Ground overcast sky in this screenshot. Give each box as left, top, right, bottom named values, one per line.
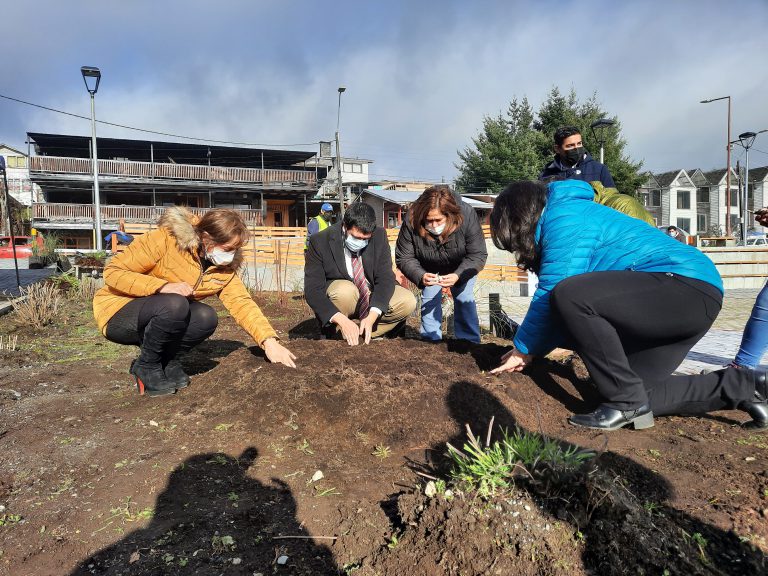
left=1, top=0, right=766, bottom=183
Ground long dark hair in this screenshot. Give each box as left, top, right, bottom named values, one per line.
left=490, top=181, right=548, bottom=272
left=408, top=185, right=463, bottom=241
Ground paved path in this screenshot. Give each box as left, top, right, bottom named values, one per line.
left=0, top=268, right=56, bottom=298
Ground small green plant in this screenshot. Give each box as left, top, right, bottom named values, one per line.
left=214, top=423, right=234, bottom=432
left=109, top=497, right=153, bottom=523
left=372, top=444, right=392, bottom=459
left=227, top=492, right=239, bottom=502
left=296, top=439, right=314, bottom=455
left=681, top=529, right=708, bottom=562
left=0, top=514, right=22, bottom=527
left=434, top=479, right=447, bottom=494
left=647, top=449, right=662, bottom=458
left=387, top=533, right=400, bottom=549
left=211, top=534, right=236, bottom=552
left=447, top=422, right=594, bottom=497
left=643, top=501, right=661, bottom=515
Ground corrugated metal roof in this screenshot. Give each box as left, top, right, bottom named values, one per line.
left=362, top=189, right=490, bottom=208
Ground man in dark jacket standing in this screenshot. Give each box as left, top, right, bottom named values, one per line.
left=539, top=126, right=615, bottom=188
left=305, top=202, right=416, bottom=345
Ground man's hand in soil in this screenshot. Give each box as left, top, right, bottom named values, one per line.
left=438, top=273, right=459, bottom=288
left=359, top=310, right=381, bottom=345
left=159, top=282, right=194, bottom=297
left=262, top=337, right=297, bottom=368
left=490, top=348, right=532, bottom=374
left=331, top=312, right=361, bottom=346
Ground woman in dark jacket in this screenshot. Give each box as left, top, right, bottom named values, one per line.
left=395, top=185, right=487, bottom=342
left=489, top=179, right=766, bottom=431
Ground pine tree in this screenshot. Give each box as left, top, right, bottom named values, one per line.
left=455, top=88, right=643, bottom=195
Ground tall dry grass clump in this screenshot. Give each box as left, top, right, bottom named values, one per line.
left=75, top=276, right=101, bottom=302
left=13, top=282, right=64, bottom=329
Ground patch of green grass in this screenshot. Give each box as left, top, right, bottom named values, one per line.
left=737, top=435, right=768, bottom=449
left=447, top=423, right=594, bottom=497
left=214, top=423, right=234, bottom=432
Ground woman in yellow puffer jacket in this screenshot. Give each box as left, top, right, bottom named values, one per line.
left=93, top=207, right=296, bottom=396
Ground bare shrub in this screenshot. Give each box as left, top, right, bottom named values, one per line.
left=13, top=282, right=64, bottom=329
left=75, top=276, right=102, bottom=302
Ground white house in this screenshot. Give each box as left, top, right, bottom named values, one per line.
left=0, top=144, right=41, bottom=206
left=638, top=169, right=698, bottom=234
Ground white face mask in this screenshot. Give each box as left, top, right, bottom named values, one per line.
left=206, top=246, right=236, bottom=266
left=427, top=223, right=446, bottom=236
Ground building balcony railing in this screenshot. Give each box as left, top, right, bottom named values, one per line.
left=32, top=203, right=264, bottom=226
left=29, top=156, right=316, bottom=188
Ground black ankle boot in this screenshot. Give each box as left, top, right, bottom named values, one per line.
left=569, top=403, right=654, bottom=431
left=130, top=359, right=176, bottom=397
left=163, top=358, right=190, bottom=389
left=738, top=370, right=767, bottom=429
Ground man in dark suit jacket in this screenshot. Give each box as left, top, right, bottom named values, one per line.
left=305, top=202, right=417, bottom=345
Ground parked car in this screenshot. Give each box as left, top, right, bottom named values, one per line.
left=738, top=236, right=768, bottom=247
left=0, top=235, right=43, bottom=258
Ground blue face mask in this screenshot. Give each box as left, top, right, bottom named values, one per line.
left=344, top=232, right=369, bottom=253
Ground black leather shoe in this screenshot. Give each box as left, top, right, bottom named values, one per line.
left=163, top=358, right=191, bottom=389
left=739, top=393, right=768, bottom=430
left=568, top=404, right=654, bottom=431
left=130, top=359, right=176, bottom=397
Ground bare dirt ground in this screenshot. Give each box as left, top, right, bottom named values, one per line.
left=0, top=291, right=766, bottom=575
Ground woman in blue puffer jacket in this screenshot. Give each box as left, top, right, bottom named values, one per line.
left=489, top=179, right=767, bottom=431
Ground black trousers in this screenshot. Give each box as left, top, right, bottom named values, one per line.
left=549, top=271, right=755, bottom=415
left=105, top=294, right=218, bottom=365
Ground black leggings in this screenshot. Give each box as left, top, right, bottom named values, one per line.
left=105, top=294, right=218, bottom=364
left=550, top=271, right=755, bottom=415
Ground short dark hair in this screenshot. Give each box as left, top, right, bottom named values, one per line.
left=490, top=180, right=548, bottom=272
left=553, top=126, right=581, bottom=146
left=343, top=202, right=377, bottom=234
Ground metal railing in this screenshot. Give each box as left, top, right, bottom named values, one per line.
left=30, top=156, right=316, bottom=186
left=32, top=203, right=265, bottom=225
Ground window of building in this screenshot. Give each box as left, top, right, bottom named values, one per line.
left=697, top=214, right=707, bottom=232
left=676, top=218, right=691, bottom=233
left=748, top=183, right=754, bottom=201
left=343, top=162, right=363, bottom=173
left=650, top=189, right=661, bottom=207
left=676, top=190, right=690, bottom=209
left=727, top=188, right=738, bottom=207
left=7, top=156, right=27, bottom=168
left=697, top=187, right=709, bottom=203
left=386, top=212, right=400, bottom=228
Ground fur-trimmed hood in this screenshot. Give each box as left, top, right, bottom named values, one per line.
left=157, top=206, right=244, bottom=271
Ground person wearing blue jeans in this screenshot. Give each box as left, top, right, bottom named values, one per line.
left=420, top=275, right=480, bottom=342
left=734, top=284, right=768, bottom=369
left=395, top=185, right=488, bottom=343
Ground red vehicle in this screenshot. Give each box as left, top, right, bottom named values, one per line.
left=0, top=235, right=44, bottom=258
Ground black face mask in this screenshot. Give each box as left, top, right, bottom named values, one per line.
left=563, top=146, right=585, bottom=167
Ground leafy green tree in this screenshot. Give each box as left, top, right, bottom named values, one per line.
left=455, top=88, right=644, bottom=195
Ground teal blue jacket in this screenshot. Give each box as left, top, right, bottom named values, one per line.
left=513, top=180, right=723, bottom=355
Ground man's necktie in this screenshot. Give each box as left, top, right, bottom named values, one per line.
left=351, top=254, right=371, bottom=319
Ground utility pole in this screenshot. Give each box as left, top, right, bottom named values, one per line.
left=336, top=87, right=346, bottom=219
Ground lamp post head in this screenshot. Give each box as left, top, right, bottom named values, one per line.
left=589, top=118, right=615, bottom=145
left=338, top=86, right=346, bottom=94
left=739, top=131, right=757, bottom=149
left=81, top=66, right=101, bottom=95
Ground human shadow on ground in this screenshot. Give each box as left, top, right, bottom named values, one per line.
left=69, top=448, right=339, bottom=575
left=183, top=339, right=245, bottom=375
left=423, top=381, right=766, bottom=575
left=288, top=318, right=322, bottom=339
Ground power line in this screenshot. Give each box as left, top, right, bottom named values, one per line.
left=0, top=92, right=318, bottom=148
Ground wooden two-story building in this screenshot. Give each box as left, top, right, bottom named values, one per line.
left=28, top=133, right=319, bottom=249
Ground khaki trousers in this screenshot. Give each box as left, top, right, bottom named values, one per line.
left=327, top=280, right=416, bottom=338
